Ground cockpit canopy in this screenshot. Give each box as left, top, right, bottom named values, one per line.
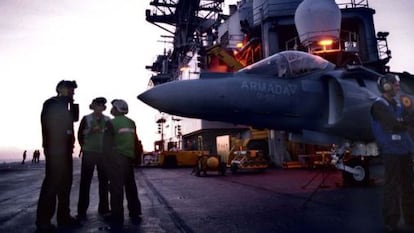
left=238, top=50, right=335, bottom=78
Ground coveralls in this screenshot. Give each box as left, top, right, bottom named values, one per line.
left=371, top=97, right=414, bottom=227
left=36, top=96, right=77, bottom=226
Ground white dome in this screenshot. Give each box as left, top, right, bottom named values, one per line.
left=295, top=0, right=341, bottom=45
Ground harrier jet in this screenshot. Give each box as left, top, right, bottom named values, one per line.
left=139, top=50, right=414, bottom=184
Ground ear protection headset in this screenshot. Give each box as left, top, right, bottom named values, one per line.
left=377, top=74, right=399, bottom=93
left=89, top=103, right=107, bottom=110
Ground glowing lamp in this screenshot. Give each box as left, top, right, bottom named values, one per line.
left=236, top=42, right=243, bottom=48
left=318, top=39, right=333, bottom=46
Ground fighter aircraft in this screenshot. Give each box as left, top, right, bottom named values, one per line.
left=138, top=50, right=414, bottom=184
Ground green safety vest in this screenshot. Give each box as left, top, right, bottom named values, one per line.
left=111, top=115, right=136, bottom=158
left=82, top=114, right=110, bottom=153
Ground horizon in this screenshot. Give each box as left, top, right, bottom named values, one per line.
left=0, top=149, right=39, bottom=163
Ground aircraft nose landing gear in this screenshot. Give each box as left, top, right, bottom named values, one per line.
left=330, top=142, right=375, bottom=186
left=334, top=157, right=370, bottom=186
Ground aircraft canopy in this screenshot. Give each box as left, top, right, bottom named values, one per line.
left=239, top=50, right=335, bottom=78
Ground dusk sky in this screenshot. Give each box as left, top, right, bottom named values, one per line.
left=0, top=0, right=413, bottom=162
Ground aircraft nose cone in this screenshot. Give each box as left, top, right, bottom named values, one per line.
left=137, top=85, right=167, bottom=110
left=137, top=79, right=230, bottom=118
left=138, top=81, right=199, bottom=115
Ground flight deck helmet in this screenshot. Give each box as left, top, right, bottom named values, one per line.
left=89, top=97, right=107, bottom=110
left=111, top=99, right=128, bottom=114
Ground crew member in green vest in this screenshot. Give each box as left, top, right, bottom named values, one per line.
left=103, top=99, right=142, bottom=229
left=77, top=97, right=111, bottom=220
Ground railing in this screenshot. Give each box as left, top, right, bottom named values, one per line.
left=285, top=30, right=360, bottom=54
left=337, top=0, right=369, bottom=9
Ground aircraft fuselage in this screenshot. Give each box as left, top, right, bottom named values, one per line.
left=138, top=51, right=414, bottom=145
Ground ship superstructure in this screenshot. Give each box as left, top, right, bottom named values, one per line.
left=144, top=0, right=398, bottom=165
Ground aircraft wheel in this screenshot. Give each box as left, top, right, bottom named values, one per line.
left=194, top=164, right=201, bottom=177
left=143, top=155, right=152, bottom=166
left=342, top=158, right=370, bottom=186
left=231, top=164, right=238, bottom=174
left=163, top=155, right=177, bottom=168
left=219, top=163, right=226, bottom=176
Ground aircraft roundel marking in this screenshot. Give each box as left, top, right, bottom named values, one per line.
left=400, top=95, right=413, bottom=109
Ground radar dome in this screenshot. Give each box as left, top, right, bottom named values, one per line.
left=295, top=0, right=341, bottom=46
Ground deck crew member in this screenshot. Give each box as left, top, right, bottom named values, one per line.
left=371, top=74, right=414, bottom=233
left=103, top=99, right=142, bottom=228
left=77, top=97, right=111, bottom=219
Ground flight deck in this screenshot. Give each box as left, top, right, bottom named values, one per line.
left=1, top=158, right=413, bottom=233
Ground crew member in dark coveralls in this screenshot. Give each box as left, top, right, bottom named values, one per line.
left=77, top=97, right=110, bottom=220
left=371, top=74, right=414, bottom=233
left=103, top=99, right=142, bottom=229
left=36, top=80, right=80, bottom=232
